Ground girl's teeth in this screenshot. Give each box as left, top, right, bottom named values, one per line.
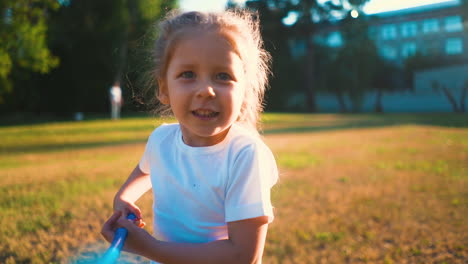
left=193, top=110, right=218, bottom=117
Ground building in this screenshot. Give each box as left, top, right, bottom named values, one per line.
left=368, top=0, right=467, bottom=65
left=305, top=0, right=468, bottom=112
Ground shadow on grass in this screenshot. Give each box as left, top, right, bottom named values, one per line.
left=263, top=113, right=468, bottom=135
left=1, top=139, right=147, bottom=155
left=0, top=112, right=152, bottom=127
left=2, top=114, right=466, bottom=155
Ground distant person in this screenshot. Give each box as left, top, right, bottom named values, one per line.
left=109, top=82, right=122, bottom=120
left=101, top=10, right=278, bottom=264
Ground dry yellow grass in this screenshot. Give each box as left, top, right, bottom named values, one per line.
left=0, top=114, right=466, bottom=263
left=263, top=125, right=466, bottom=264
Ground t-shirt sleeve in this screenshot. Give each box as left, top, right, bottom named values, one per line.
left=225, top=143, right=278, bottom=223
left=138, top=136, right=152, bottom=174
left=139, top=123, right=173, bottom=174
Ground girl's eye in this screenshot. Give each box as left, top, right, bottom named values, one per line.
left=180, top=71, right=195, bottom=79
left=216, top=72, right=232, bottom=81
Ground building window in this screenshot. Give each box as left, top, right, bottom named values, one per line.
left=423, top=19, right=439, bottom=34
left=401, top=42, right=417, bottom=58
left=381, top=24, right=397, bottom=40
left=446, top=38, right=463, bottom=54
left=444, top=16, right=463, bottom=32
left=401, top=22, right=417, bottom=38
left=380, top=46, right=398, bottom=59
left=327, top=31, right=343, bottom=47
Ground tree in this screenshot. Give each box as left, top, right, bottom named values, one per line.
left=291, top=0, right=372, bottom=112
left=0, top=0, right=176, bottom=115
left=327, top=10, right=379, bottom=112
left=34, top=0, right=174, bottom=114
left=316, top=44, right=347, bottom=112
left=245, top=0, right=372, bottom=112
left=0, top=0, right=59, bottom=103
left=241, top=1, right=303, bottom=111
left=289, top=0, right=336, bottom=112
left=431, top=80, right=467, bottom=113
left=371, top=58, right=399, bottom=113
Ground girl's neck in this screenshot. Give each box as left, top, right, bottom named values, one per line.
left=180, top=125, right=232, bottom=147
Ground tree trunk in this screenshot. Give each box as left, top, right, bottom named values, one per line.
left=459, top=86, right=467, bottom=113
left=441, top=86, right=460, bottom=112
left=374, top=88, right=383, bottom=113
left=336, top=89, right=347, bottom=113
left=304, top=38, right=318, bottom=112
left=115, top=40, right=128, bottom=84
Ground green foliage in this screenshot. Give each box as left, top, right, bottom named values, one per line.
left=0, top=0, right=59, bottom=102
left=0, top=0, right=176, bottom=114
left=0, top=49, right=12, bottom=77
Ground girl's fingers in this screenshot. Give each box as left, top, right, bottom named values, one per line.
left=113, top=202, right=145, bottom=228
left=123, top=208, right=143, bottom=224
left=105, top=210, right=122, bottom=229
left=134, top=218, right=146, bottom=228
left=101, top=211, right=122, bottom=242
left=118, top=202, right=143, bottom=221
left=115, top=215, right=146, bottom=232
left=128, top=204, right=143, bottom=220
left=117, top=215, right=136, bottom=230
left=134, top=207, right=143, bottom=220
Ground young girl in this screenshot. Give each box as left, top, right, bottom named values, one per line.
left=101, top=10, right=278, bottom=264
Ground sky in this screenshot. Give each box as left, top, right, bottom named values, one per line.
left=179, top=0, right=455, bottom=14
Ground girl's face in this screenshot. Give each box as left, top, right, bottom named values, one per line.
left=159, top=30, right=246, bottom=147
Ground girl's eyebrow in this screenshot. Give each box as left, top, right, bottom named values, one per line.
left=174, top=62, right=237, bottom=72
left=174, top=63, right=197, bottom=69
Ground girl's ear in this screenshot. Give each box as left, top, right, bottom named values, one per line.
left=157, top=79, right=170, bottom=105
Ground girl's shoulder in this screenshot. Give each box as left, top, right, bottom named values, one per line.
left=228, top=124, right=273, bottom=156
left=228, top=125, right=278, bottom=180
left=147, top=122, right=179, bottom=143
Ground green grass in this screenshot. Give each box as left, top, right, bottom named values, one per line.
left=0, top=113, right=467, bottom=263
left=0, top=118, right=167, bottom=155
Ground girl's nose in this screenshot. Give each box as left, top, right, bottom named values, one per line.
left=196, top=83, right=216, bottom=98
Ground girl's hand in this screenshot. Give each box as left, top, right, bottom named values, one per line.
left=101, top=211, right=122, bottom=244
left=101, top=211, right=154, bottom=255
left=113, top=197, right=146, bottom=228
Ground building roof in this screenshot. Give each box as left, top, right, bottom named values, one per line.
left=369, top=0, right=461, bottom=18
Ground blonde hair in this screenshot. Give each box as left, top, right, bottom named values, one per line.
left=150, top=9, right=271, bottom=133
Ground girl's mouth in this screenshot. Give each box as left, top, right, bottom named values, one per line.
left=192, top=109, right=220, bottom=119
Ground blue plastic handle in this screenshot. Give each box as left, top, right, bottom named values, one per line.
left=99, top=212, right=138, bottom=264
left=109, top=213, right=137, bottom=251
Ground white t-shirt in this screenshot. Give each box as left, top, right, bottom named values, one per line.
left=139, top=123, right=278, bottom=250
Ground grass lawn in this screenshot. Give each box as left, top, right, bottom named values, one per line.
left=0, top=113, right=466, bottom=263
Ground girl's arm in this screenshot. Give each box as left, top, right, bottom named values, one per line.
left=102, top=213, right=269, bottom=264
left=113, top=165, right=151, bottom=220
